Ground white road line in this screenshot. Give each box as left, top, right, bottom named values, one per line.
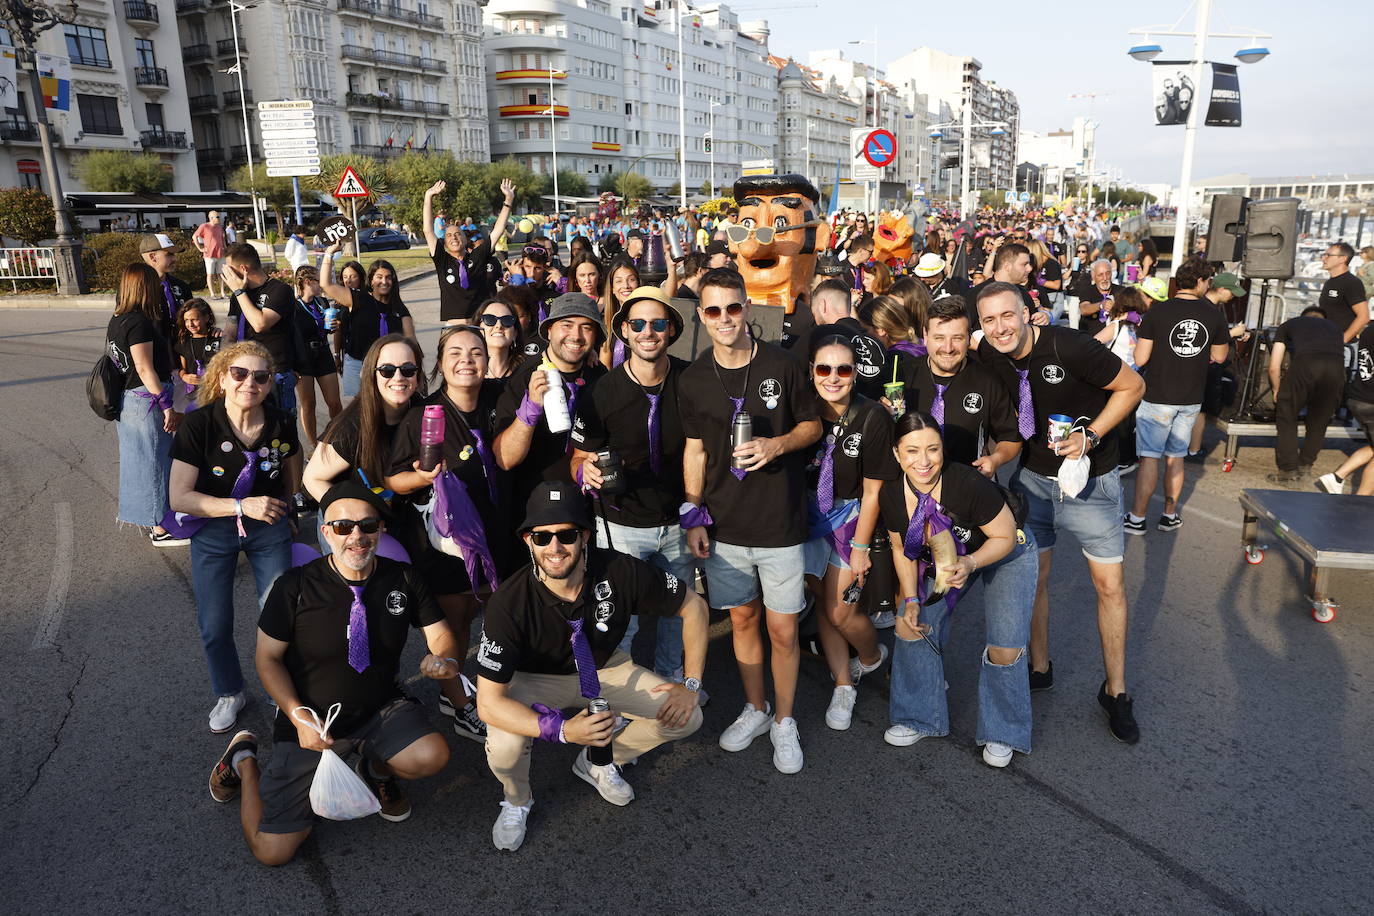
left=31, top=502, right=74, bottom=650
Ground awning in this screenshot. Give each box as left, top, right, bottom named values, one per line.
left=64, top=191, right=257, bottom=215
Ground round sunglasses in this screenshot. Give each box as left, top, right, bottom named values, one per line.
left=701, top=302, right=744, bottom=320
left=479, top=313, right=517, bottom=328
left=376, top=363, right=419, bottom=379
left=627, top=317, right=670, bottom=333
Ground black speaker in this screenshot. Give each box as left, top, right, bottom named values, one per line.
left=1206, top=194, right=1249, bottom=261
left=1242, top=197, right=1301, bottom=280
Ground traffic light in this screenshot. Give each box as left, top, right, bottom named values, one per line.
left=704, top=137, right=712, bottom=153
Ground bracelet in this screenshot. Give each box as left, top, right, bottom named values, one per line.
left=903, top=596, right=921, bottom=606
left=233, top=498, right=247, bottom=538
left=849, top=540, right=870, bottom=550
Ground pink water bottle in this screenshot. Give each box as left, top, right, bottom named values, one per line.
left=419, top=405, right=445, bottom=472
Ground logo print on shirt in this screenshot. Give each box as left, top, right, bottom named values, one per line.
left=664, top=572, right=681, bottom=593
left=107, top=341, right=129, bottom=373
left=842, top=433, right=862, bottom=458
left=1041, top=364, right=1066, bottom=385
left=952, top=524, right=972, bottom=542
left=758, top=378, right=781, bottom=410
left=963, top=393, right=983, bottom=413
left=477, top=631, right=504, bottom=671
left=595, top=600, right=614, bottom=631
left=593, top=579, right=612, bottom=601
left=851, top=335, right=881, bottom=377
left=1360, top=348, right=1374, bottom=382
left=1169, top=319, right=1208, bottom=357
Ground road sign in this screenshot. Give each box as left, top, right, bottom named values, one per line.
left=1019, top=191, right=1031, bottom=202
left=262, top=139, right=318, bottom=153
left=257, top=99, right=314, bottom=112
left=316, top=215, right=355, bottom=246
left=258, top=109, right=315, bottom=121
left=741, top=159, right=775, bottom=176
left=334, top=166, right=370, bottom=198
left=262, top=156, right=319, bottom=168
left=862, top=129, right=897, bottom=169
left=850, top=128, right=878, bottom=182
left=260, top=127, right=318, bottom=140
left=267, top=165, right=320, bottom=177
left=913, top=183, right=926, bottom=195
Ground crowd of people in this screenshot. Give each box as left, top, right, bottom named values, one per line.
left=101, top=176, right=1371, bottom=860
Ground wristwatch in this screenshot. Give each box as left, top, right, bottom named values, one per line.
left=682, top=676, right=702, bottom=693
left=1083, top=427, right=1101, bottom=450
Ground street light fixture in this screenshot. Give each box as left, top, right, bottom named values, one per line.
left=228, top=0, right=263, bottom=239
left=928, top=113, right=1009, bottom=217
left=540, top=66, right=567, bottom=221
left=0, top=0, right=88, bottom=293
left=1128, top=43, right=1164, bottom=61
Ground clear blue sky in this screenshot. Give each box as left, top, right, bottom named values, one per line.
left=760, top=0, right=1369, bottom=185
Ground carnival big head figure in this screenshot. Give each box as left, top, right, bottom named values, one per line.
left=727, top=173, right=831, bottom=312
left=874, top=211, right=915, bottom=266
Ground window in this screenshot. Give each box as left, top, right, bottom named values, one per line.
left=77, top=94, right=122, bottom=135
left=64, top=25, right=111, bottom=68
left=135, top=38, right=157, bottom=70
left=145, top=102, right=164, bottom=128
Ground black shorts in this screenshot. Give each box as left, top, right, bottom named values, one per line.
left=1347, top=396, right=1374, bottom=443
left=257, top=697, right=436, bottom=834
left=295, top=338, right=337, bottom=378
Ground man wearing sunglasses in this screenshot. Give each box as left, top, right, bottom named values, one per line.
left=1318, top=242, right=1369, bottom=344
left=478, top=482, right=707, bottom=851
left=208, top=480, right=463, bottom=865
left=680, top=268, right=822, bottom=774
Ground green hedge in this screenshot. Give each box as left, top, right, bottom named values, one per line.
left=81, top=231, right=209, bottom=293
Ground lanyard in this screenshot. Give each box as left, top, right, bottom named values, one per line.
left=711, top=341, right=756, bottom=407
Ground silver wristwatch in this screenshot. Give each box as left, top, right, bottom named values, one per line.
left=682, top=676, right=702, bottom=693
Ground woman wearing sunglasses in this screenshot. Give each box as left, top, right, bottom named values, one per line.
left=880, top=412, right=1036, bottom=768
left=802, top=336, right=900, bottom=731
left=472, top=298, right=527, bottom=382
left=168, top=341, right=301, bottom=734
left=386, top=326, right=507, bottom=742
left=290, top=265, right=344, bottom=451
left=321, top=242, right=415, bottom=399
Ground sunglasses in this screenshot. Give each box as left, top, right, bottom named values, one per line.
left=228, top=366, right=271, bottom=385
left=627, top=317, right=670, bottom=333
left=376, top=363, right=420, bottom=379
left=529, top=528, right=580, bottom=546
left=479, top=313, right=517, bottom=328
left=813, top=363, right=855, bottom=378
left=722, top=219, right=822, bottom=246
left=324, top=517, right=382, bottom=536
left=701, top=302, right=745, bottom=320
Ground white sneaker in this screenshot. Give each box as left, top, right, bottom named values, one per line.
left=825, top=685, right=857, bottom=731
left=571, top=748, right=635, bottom=806
left=848, top=642, right=890, bottom=683
left=208, top=693, right=246, bottom=733
left=492, top=800, right=533, bottom=851
left=883, top=724, right=928, bottom=747
left=769, top=717, right=804, bottom=774
left=982, top=742, right=1014, bottom=768
left=719, top=702, right=772, bottom=752
left=870, top=609, right=896, bottom=630
left=1317, top=472, right=1344, bottom=494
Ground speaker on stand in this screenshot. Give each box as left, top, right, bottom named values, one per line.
left=1232, top=198, right=1301, bottom=422
left=1206, top=194, right=1249, bottom=262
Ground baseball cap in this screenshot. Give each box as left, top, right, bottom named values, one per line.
left=704, top=238, right=730, bottom=257
left=1136, top=276, right=1170, bottom=302
left=139, top=232, right=177, bottom=254
left=519, top=481, right=592, bottom=533
left=913, top=253, right=946, bottom=277
left=1211, top=272, right=1245, bottom=297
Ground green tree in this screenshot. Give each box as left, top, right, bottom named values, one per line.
left=598, top=171, right=622, bottom=194
left=228, top=164, right=303, bottom=235
left=386, top=151, right=462, bottom=233
left=699, top=180, right=714, bottom=197
left=310, top=154, right=388, bottom=210
left=615, top=171, right=653, bottom=205
left=555, top=169, right=589, bottom=199
left=484, top=157, right=541, bottom=211
left=73, top=151, right=170, bottom=193
left=0, top=187, right=57, bottom=245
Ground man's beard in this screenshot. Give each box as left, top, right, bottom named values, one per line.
left=337, top=543, right=377, bottom=572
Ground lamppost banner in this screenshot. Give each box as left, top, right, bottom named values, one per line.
left=1205, top=63, right=1242, bottom=127
left=1151, top=61, right=1195, bottom=126
left=36, top=53, right=71, bottom=111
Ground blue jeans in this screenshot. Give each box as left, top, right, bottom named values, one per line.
left=116, top=386, right=173, bottom=527
left=889, top=531, right=1038, bottom=753
left=597, top=518, right=695, bottom=677
left=190, top=516, right=292, bottom=696
left=341, top=355, right=364, bottom=398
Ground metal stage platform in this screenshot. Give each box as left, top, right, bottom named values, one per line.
left=1217, top=418, right=1367, bottom=470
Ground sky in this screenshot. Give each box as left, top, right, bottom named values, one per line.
left=759, top=0, right=1372, bottom=187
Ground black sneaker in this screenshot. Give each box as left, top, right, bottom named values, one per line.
left=1123, top=515, right=1147, bottom=536
left=354, top=758, right=411, bottom=822
left=452, top=701, right=488, bottom=742
left=1029, top=660, right=1053, bottom=692
left=1156, top=513, right=1183, bottom=532
left=209, top=729, right=256, bottom=803
left=1097, top=681, right=1140, bottom=744
left=1184, top=449, right=1206, bottom=464
left=1266, top=470, right=1302, bottom=486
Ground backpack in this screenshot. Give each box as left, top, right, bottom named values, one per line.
left=87, top=353, right=126, bottom=421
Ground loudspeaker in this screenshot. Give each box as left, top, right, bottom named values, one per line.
left=1242, top=197, right=1301, bottom=280
left=1206, top=194, right=1249, bottom=261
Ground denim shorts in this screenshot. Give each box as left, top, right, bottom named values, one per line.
left=1010, top=465, right=1125, bottom=563
left=1135, top=400, right=1200, bottom=458
left=703, top=541, right=806, bottom=613
left=341, top=354, right=365, bottom=398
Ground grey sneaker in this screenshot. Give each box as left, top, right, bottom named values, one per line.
left=572, top=748, right=635, bottom=806
left=492, top=800, right=532, bottom=851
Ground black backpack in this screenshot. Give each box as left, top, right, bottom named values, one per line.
left=87, top=352, right=126, bottom=421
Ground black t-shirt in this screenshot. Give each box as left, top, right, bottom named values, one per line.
left=323, top=401, right=412, bottom=476
left=966, top=278, right=1037, bottom=330
left=1348, top=324, right=1374, bottom=403
left=780, top=298, right=816, bottom=351
left=929, top=276, right=964, bottom=300
left=1275, top=315, right=1345, bottom=361
left=790, top=317, right=888, bottom=400
left=477, top=547, right=687, bottom=682
left=569, top=357, right=689, bottom=528
left=678, top=341, right=817, bottom=547
left=295, top=295, right=329, bottom=343
left=805, top=396, right=899, bottom=501
left=227, top=278, right=295, bottom=372
left=344, top=289, right=412, bottom=360
left=157, top=274, right=194, bottom=340
left=494, top=356, right=607, bottom=511
left=173, top=333, right=221, bottom=377
left=106, top=311, right=172, bottom=390
left=433, top=247, right=500, bottom=322
left=1039, top=258, right=1063, bottom=288
left=906, top=356, right=1020, bottom=467
left=879, top=461, right=1007, bottom=555
left=170, top=400, right=299, bottom=498
left=1320, top=272, right=1368, bottom=330
left=977, top=325, right=1123, bottom=478
left=258, top=556, right=442, bottom=741
left=1072, top=281, right=1124, bottom=339
left=1136, top=297, right=1229, bottom=405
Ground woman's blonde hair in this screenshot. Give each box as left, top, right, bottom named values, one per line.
left=197, top=341, right=272, bottom=406
left=857, top=294, right=916, bottom=344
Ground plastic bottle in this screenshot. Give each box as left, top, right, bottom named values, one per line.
left=542, top=362, right=571, bottom=433
left=419, top=405, right=445, bottom=471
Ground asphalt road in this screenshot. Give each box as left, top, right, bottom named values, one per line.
left=2, top=279, right=1371, bottom=914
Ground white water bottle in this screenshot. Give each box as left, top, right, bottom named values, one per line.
left=542, top=365, right=571, bottom=433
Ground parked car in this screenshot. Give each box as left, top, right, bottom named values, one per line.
left=356, top=227, right=412, bottom=252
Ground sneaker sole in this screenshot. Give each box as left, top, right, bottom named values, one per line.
left=150, top=538, right=191, bottom=548
left=883, top=730, right=925, bottom=747
left=824, top=713, right=853, bottom=731
left=209, top=729, right=256, bottom=803
left=1123, top=526, right=1146, bottom=536
left=1157, top=524, right=1182, bottom=532
left=378, top=808, right=412, bottom=823
left=1099, top=702, right=1141, bottom=745
left=718, top=718, right=771, bottom=752
left=572, top=762, right=634, bottom=806
left=982, top=750, right=1013, bottom=768
left=772, top=754, right=803, bottom=774
left=451, top=722, right=487, bottom=743
left=209, top=702, right=245, bottom=734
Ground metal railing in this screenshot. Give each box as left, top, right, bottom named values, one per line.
left=140, top=129, right=188, bottom=149
left=344, top=92, right=447, bottom=115
left=183, top=43, right=211, bottom=63
left=224, top=89, right=254, bottom=106
left=337, top=0, right=444, bottom=29
left=134, top=66, right=169, bottom=87
left=187, top=93, right=218, bottom=110
left=124, top=0, right=159, bottom=23
left=340, top=45, right=446, bottom=72
left=0, top=248, right=58, bottom=290
left=1, top=122, right=38, bottom=142
left=176, top=0, right=209, bottom=12
left=196, top=146, right=224, bottom=164
left=217, top=39, right=245, bottom=56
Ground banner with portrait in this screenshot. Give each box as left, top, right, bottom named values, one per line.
left=1151, top=61, right=1195, bottom=126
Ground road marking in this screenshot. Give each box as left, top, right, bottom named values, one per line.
left=31, top=502, right=74, bottom=650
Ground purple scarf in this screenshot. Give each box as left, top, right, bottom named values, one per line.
left=432, top=470, right=499, bottom=594
left=902, top=489, right=967, bottom=613
left=159, top=447, right=258, bottom=539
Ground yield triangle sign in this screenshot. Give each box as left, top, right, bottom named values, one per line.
left=334, top=166, right=370, bottom=198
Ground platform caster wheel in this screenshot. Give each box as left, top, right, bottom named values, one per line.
left=1311, top=601, right=1338, bottom=623
left=1244, top=546, right=1264, bottom=565
left=1223, top=459, right=1236, bottom=472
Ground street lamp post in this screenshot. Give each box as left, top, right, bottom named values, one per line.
left=541, top=67, right=566, bottom=221
left=848, top=31, right=879, bottom=214
left=707, top=99, right=721, bottom=198
left=228, top=0, right=263, bottom=239
left=929, top=115, right=1007, bottom=219
left=0, top=0, right=87, bottom=293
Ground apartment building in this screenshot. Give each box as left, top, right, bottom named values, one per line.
left=771, top=56, right=860, bottom=188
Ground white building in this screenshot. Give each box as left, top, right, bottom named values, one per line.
left=482, top=0, right=777, bottom=196
left=0, top=2, right=198, bottom=194
left=770, top=56, right=860, bottom=188
left=175, top=0, right=489, bottom=192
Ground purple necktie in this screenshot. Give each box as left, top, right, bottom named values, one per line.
left=161, top=278, right=176, bottom=324
left=567, top=617, right=601, bottom=699
left=902, top=490, right=967, bottom=612
left=931, top=382, right=948, bottom=428
left=1014, top=368, right=1036, bottom=439
left=645, top=391, right=662, bottom=475
left=347, top=584, right=370, bottom=673
left=817, top=432, right=836, bottom=513
left=729, top=395, right=747, bottom=481
left=469, top=427, right=499, bottom=503
left=379, top=311, right=389, bottom=336
left=458, top=259, right=469, bottom=289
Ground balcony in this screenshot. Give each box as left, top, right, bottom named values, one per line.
left=176, top=0, right=209, bottom=12
left=188, top=93, right=218, bottom=111
left=494, top=69, right=567, bottom=83
left=140, top=129, right=188, bottom=150
left=1, top=122, right=39, bottom=142
left=337, top=0, right=444, bottom=31
left=344, top=92, right=448, bottom=116
left=340, top=45, right=447, bottom=73
left=498, top=104, right=569, bottom=118
left=124, top=0, right=159, bottom=25
left=228, top=145, right=248, bottom=165
left=217, top=39, right=246, bottom=57
left=196, top=146, right=224, bottom=166
left=183, top=44, right=211, bottom=64
left=354, top=143, right=446, bottom=159
left=134, top=67, right=169, bottom=90
left=224, top=89, right=254, bottom=107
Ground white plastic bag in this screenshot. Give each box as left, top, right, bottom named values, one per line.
left=292, top=704, right=381, bottom=821
left=1055, top=416, right=1094, bottom=499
